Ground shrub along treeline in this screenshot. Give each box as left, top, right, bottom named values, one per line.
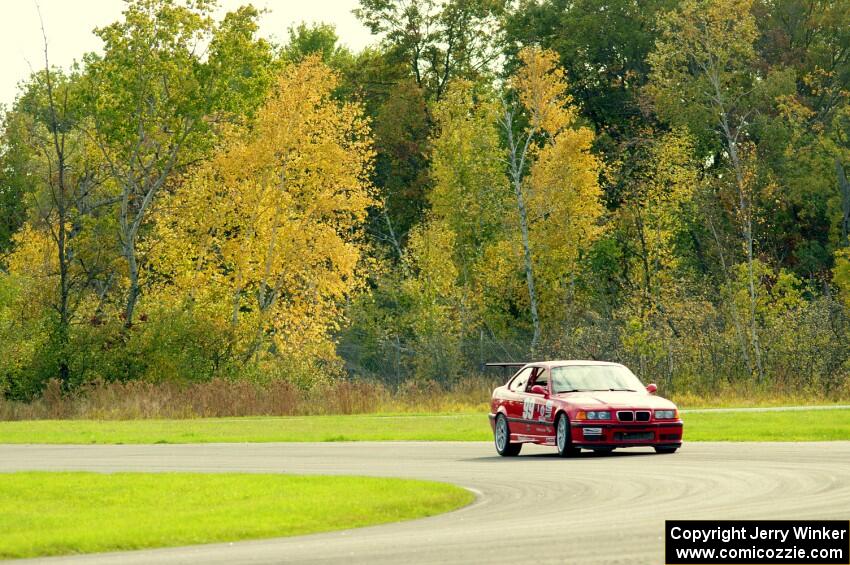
left=1, top=377, right=841, bottom=421
left=2, top=0, right=850, bottom=408
left=0, top=378, right=501, bottom=420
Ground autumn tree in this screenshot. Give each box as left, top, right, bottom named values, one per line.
left=338, top=79, right=507, bottom=381
left=755, top=0, right=850, bottom=121
left=82, top=0, right=274, bottom=328
left=4, top=0, right=850, bottom=399
left=648, top=0, right=767, bottom=380
left=503, top=0, right=679, bottom=235
left=150, top=58, right=374, bottom=377
left=398, top=222, right=466, bottom=379
left=412, top=80, right=507, bottom=373
left=430, top=81, right=507, bottom=276
left=0, top=82, right=113, bottom=393
left=354, top=0, right=507, bottom=252
left=618, top=129, right=699, bottom=313
left=16, top=70, right=82, bottom=387
left=0, top=6, right=122, bottom=390
left=501, top=47, right=604, bottom=355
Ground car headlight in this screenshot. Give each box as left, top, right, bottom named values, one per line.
left=654, top=409, right=677, bottom=419
left=585, top=410, right=611, bottom=420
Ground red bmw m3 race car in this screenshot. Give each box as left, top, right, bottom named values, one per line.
left=488, top=360, right=683, bottom=457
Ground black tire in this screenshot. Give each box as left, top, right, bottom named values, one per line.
left=494, top=414, right=522, bottom=456
left=654, top=446, right=678, bottom=454
left=555, top=413, right=580, bottom=457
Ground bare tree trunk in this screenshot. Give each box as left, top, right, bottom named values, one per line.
left=707, top=62, right=764, bottom=382
left=707, top=213, right=752, bottom=376
left=722, top=124, right=764, bottom=382
left=503, top=110, right=541, bottom=357
left=38, top=9, right=71, bottom=386
left=634, top=208, right=653, bottom=312
left=837, top=159, right=850, bottom=247
left=115, top=138, right=186, bottom=328
left=91, top=102, right=190, bottom=329
left=514, top=179, right=541, bottom=355
left=122, top=237, right=140, bottom=328
left=382, top=204, right=405, bottom=263
left=55, top=178, right=70, bottom=386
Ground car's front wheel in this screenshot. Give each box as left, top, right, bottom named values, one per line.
left=494, top=414, right=522, bottom=456
left=654, top=446, right=678, bottom=454
left=555, top=413, right=580, bottom=457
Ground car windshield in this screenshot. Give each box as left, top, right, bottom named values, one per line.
left=550, top=365, right=645, bottom=394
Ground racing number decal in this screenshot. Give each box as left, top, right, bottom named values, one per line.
left=522, top=397, right=535, bottom=420
left=523, top=398, right=554, bottom=422
left=542, top=400, right=553, bottom=422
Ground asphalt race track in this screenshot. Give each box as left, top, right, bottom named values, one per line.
left=2, top=441, right=849, bottom=564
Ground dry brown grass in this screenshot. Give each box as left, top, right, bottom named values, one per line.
left=0, top=377, right=499, bottom=421
left=2, top=376, right=847, bottom=421
left=670, top=386, right=850, bottom=409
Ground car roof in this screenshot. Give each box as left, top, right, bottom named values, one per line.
left=525, top=360, right=624, bottom=369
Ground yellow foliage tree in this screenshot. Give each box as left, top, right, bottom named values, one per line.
left=648, top=0, right=766, bottom=380
left=616, top=129, right=701, bottom=378
left=150, top=57, right=375, bottom=377
left=502, top=47, right=605, bottom=352
left=400, top=221, right=466, bottom=380
left=621, top=129, right=699, bottom=312
left=430, top=80, right=508, bottom=271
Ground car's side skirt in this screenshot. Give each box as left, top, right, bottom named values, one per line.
left=511, top=433, right=556, bottom=446
left=506, top=417, right=554, bottom=427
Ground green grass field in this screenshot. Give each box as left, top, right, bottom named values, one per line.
left=681, top=409, right=850, bottom=441
left=0, top=408, right=848, bottom=444
left=0, top=471, right=473, bottom=559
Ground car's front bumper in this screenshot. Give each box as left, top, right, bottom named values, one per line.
left=571, top=421, right=683, bottom=448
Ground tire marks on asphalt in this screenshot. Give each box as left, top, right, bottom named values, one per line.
left=1, top=441, right=849, bottom=565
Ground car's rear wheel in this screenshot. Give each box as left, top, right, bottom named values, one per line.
left=494, top=414, right=522, bottom=456
left=654, top=446, right=678, bottom=454
left=555, top=413, right=580, bottom=457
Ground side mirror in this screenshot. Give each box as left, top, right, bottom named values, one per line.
left=646, top=383, right=657, bottom=394
left=530, top=385, right=547, bottom=396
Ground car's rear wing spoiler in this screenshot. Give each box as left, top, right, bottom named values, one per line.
left=482, top=362, right=529, bottom=379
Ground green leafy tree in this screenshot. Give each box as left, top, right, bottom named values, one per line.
left=82, top=0, right=274, bottom=328
left=0, top=109, right=36, bottom=256
left=282, top=22, right=354, bottom=70
left=356, top=0, right=505, bottom=102
left=746, top=0, right=850, bottom=276
left=504, top=0, right=676, bottom=140
left=354, top=0, right=507, bottom=250
left=648, top=0, right=767, bottom=380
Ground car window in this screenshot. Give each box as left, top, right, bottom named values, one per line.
left=509, top=367, right=533, bottom=392
left=530, top=368, right=548, bottom=389
left=550, top=365, right=645, bottom=393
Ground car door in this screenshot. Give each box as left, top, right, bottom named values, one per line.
left=513, top=366, right=548, bottom=437
left=526, top=368, right=555, bottom=437
left=503, top=367, right=534, bottom=435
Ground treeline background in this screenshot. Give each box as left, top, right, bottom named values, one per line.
left=2, top=0, right=850, bottom=405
